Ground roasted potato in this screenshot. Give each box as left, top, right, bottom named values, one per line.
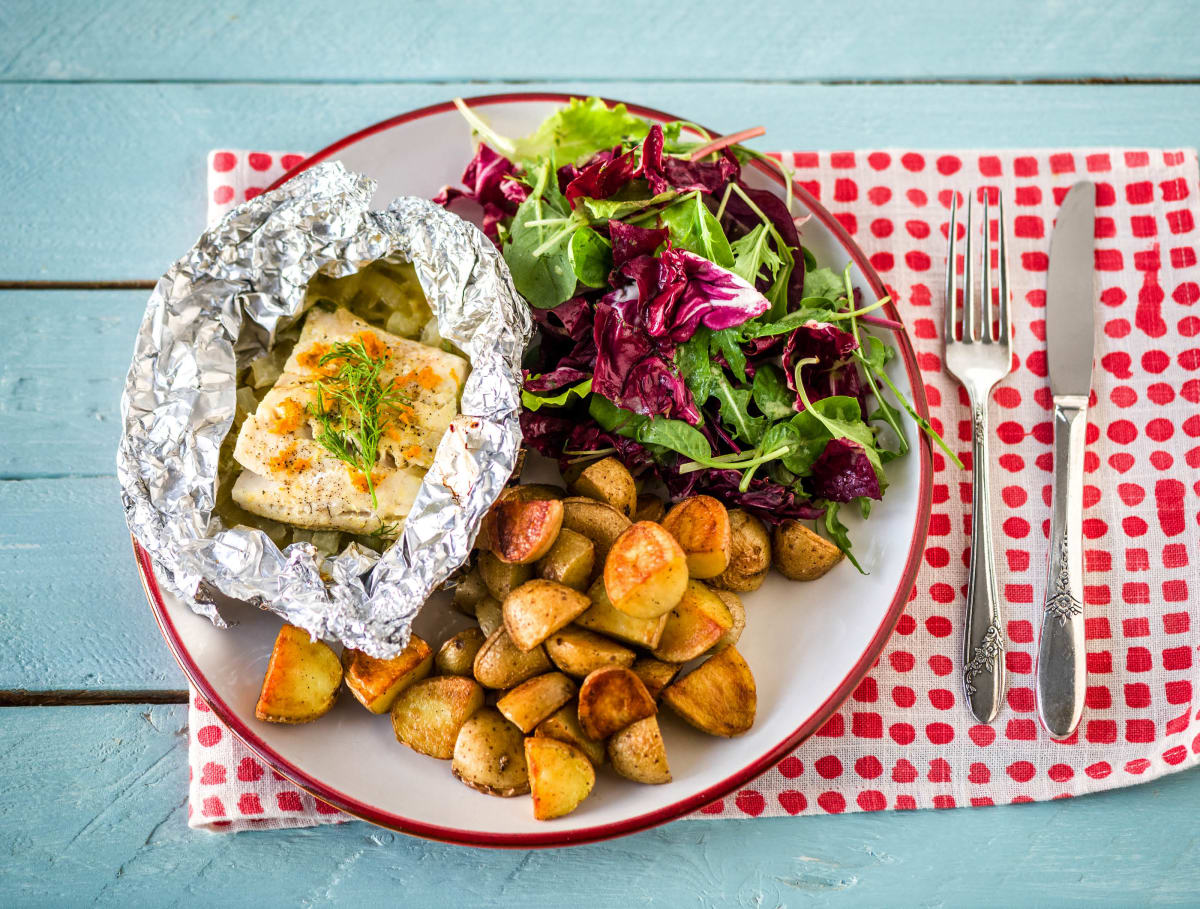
left=474, top=596, right=505, bottom=637
left=391, top=675, right=485, bottom=759
left=711, top=509, right=771, bottom=591
left=560, top=497, right=632, bottom=568
left=607, top=715, right=671, bottom=784
left=503, top=579, right=591, bottom=652
left=661, top=495, right=732, bottom=579
left=497, top=672, right=577, bottom=733
left=661, top=646, right=757, bottom=737
left=772, top=520, right=844, bottom=581
left=451, top=708, right=530, bottom=797
left=650, top=580, right=734, bottom=663
left=576, top=577, right=669, bottom=649
left=342, top=635, right=434, bottom=714
left=478, top=550, right=533, bottom=601
left=506, top=484, right=566, bottom=502
left=545, top=627, right=636, bottom=678
left=435, top=627, right=486, bottom=676
left=525, top=736, right=596, bottom=820
left=603, top=521, right=689, bottom=619
left=473, top=628, right=553, bottom=689
left=480, top=497, right=564, bottom=565
left=536, top=528, right=595, bottom=591
left=710, top=589, right=746, bottom=653
left=569, top=456, right=637, bottom=516
left=632, top=493, right=666, bottom=524
left=452, top=565, right=489, bottom=616
left=577, top=666, right=656, bottom=740
left=534, top=703, right=606, bottom=766
left=255, top=624, right=343, bottom=724
left=630, top=658, right=680, bottom=700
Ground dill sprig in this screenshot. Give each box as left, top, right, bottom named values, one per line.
left=307, top=337, right=410, bottom=510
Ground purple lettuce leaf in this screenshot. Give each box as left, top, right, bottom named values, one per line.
left=592, top=302, right=700, bottom=423
left=663, top=464, right=825, bottom=525
left=809, top=438, right=882, bottom=502
left=433, top=143, right=525, bottom=242
left=564, top=146, right=639, bottom=208
left=639, top=125, right=740, bottom=196
left=783, top=320, right=859, bottom=395
left=723, top=182, right=806, bottom=305
left=608, top=220, right=669, bottom=267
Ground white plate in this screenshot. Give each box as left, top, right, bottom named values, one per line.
left=137, top=93, right=932, bottom=847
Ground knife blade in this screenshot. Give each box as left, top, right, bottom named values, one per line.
left=1036, top=180, right=1096, bottom=739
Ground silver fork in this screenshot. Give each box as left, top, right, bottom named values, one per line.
left=944, top=190, right=1012, bottom=724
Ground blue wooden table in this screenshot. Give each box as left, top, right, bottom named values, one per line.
left=3, top=2, right=1199, bottom=904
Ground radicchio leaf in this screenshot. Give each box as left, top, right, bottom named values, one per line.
left=592, top=302, right=700, bottom=423
left=723, top=182, right=806, bottom=305
left=608, top=220, right=669, bottom=267
left=433, top=143, right=525, bottom=242
left=783, top=320, right=859, bottom=394
left=662, top=464, right=824, bottom=525
left=809, top=437, right=882, bottom=502
left=563, top=146, right=639, bottom=208
left=639, top=125, right=740, bottom=196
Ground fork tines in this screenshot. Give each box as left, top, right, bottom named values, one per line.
left=945, top=191, right=1010, bottom=346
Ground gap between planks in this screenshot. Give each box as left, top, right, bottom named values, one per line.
left=3, top=76, right=1200, bottom=87
left=0, top=689, right=188, bottom=706
left=0, top=281, right=157, bottom=290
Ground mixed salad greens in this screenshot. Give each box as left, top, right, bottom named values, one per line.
left=436, top=97, right=957, bottom=570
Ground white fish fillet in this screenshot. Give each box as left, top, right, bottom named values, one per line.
left=231, top=307, right=468, bottom=533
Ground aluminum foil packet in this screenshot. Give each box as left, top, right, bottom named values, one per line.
left=117, top=161, right=531, bottom=658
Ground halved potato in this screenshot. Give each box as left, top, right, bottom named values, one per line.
left=473, top=628, right=552, bottom=689
left=391, top=675, right=485, bottom=759
left=576, top=666, right=656, bottom=740
left=710, top=566, right=768, bottom=592
left=650, top=580, right=734, bottom=663
left=632, top=493, right=666, bottom=524
left=710, top=589, right=746, bottom=653
left=661, top=495, right=732, bottom=579
left=497, top=672, right=577, bottom=733
left=452, top=565, right=489, bottom=616
left=603, top=521, right=688, bottom=619
left=772, top=520, right=844, bottom=581
left=560, top=497, right=632, bottom=568
left=481, top=497, right=564, bottom=565
left=255, top=624, right=343, bottom=724
left=545, top=627, right=636, bottom=678
left=503, top=579, right=591, bottom=652
left=608, top=715, right=671, bottom=784
left=630, top=658, right=680, bottom=700
left=569, top=456, right=637, bottom=516
left=474, top=596, right=505, bottom=637
left=661, top=646, right=757, bottom=737
left=525, top=736, right=596, bottom=820
left=478, top=550, right=533, bottom=601
left=536, top=528, right=595, bottom=591
left=506, top=484, right=566, bottom=502
left=576, top=577, right=669, bottom=649
left=342, top=634, right=433, bottom=714
left=711, top=509, right=771, bottom=591
left=534, top=703, right=606, bottom=766
left=451, top=708, right=530, bottom=797
left=435, top=627, right=486, bottom=676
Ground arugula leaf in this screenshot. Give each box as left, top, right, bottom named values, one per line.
left=588, top=395, right=646, bottom=439
left=675, top=327, right=717, bottom=408
left=568, top=227, right=613, bottom=288
left=709, top=328, right=748, bottom=382
left=522, top=378, right=592, bottom=412
left=823, top=503, right=865, bottom=573
left=636, top=418, right=713, bottom=462
left=502, top=161, right=578, bottom=309
left=791, top=390, right=886, bottom=491
left=730, top=224, right=783, bottom=286
left=750, top=363, right=795, bottom=420
left=712, top=373, right=766, bottom=445
left=802, top=266, right=847, bottom=302
left=659, top=193, right=734, bottom=268
left=741, top=306, right=838, bottom=340
left=582, top=191, right=678, bottom=220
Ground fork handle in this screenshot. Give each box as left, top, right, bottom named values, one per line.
left=1036, top=396, right=1089, bottom=739
left=962, top=393, right=1006, bottom=722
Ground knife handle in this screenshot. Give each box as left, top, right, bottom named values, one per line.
left=962, top=394, right=1006, bottom=722
left=1037, top=396, right=1089, bottom=739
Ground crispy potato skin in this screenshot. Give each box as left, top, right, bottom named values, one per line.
left=772, top=520, right=844, bottom=580
left=630, top=658, right=680, bottom=700
left=255, top=624, right=343, bottom=724
left=607, top=715, right=672, bottom=784
left=632, top=493, right=666, bottom=524
left=545, top=627, right=636, bottom=678
left=534, top=703, right=606, bottom=765
left=576, top=667, right=656, bottom=740
left=569, top=456, right=637, bottom=516
left=502, top=579, right=591, bottom=652
left=435, top=627, right=486, bottom=676
left=603, top=521, right=689, bottom=619
left=650, top=580, right=735, bottom=663
left=661, top=495, right=732, bottom=579
left=473, top=628, right=552, bottom=689
left=391, top=675, right=484, bottom=759
left=505, top=484, right=566, bottom=502
left=496, top=672, right=577, bottom=733
left=560, top=497, right=632, bottom=569
left=477, top=550, right=533, bottom=601
left=451, top=708, right=530, bottom=797
left=342, top=635, right=433, bottom=715
left=525, top=736, right=597, bottom=820
left=662, top=646, right=757, bottom=737
left=535, top=528, right=595, bottom=591
left=451, top=566, right=489, bottom=616
left=576, top=578, right=669, bottom=649
left=710, top=589, right=746, bottom=653
left=482, top=498, right=564, bottom=565
left=711, top=509, right=771, bottom=590
left=710, top=565, right=768, bottom=592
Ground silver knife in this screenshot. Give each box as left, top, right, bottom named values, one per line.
left=1036, top=181, right=1096, bottom=739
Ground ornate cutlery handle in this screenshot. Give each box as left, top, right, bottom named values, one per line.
left=1036, top=396, right=1089, bottom=738
left=963, top=395, right=1005, bottom=722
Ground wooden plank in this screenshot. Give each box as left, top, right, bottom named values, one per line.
left=1, top=81, right=1199, bottom=281
left=2, top=0, right=1198, bottom=83
left=1, top=703, right=1198, bottom=906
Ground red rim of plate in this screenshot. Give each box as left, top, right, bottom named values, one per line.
left=138, top=91, right=933, bottom=848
